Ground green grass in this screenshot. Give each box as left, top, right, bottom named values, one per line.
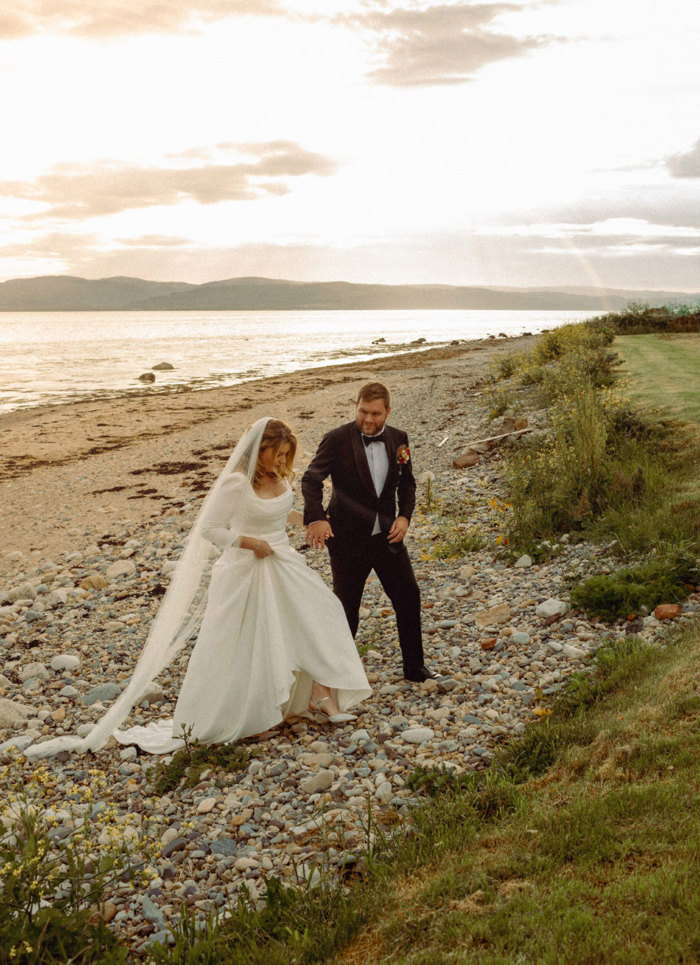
left=145, top=623, right=700, bottom=965
left=152, top=735, right=255, bottom=794
left=615, top=333, right=700, bottom=423
left=570, top=549, right=699, bottom=620
left=499, top=317, right=699, bottom=555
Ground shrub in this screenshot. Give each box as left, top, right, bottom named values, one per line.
left=490, top=352, right=522, bottom=381
left=591, top=302, right=700, bottom=335
left=152, top=732, right=254, bottom=794
left=569, top=550, right=699, bottom=620
left=485, top=386, right=515, bottom=419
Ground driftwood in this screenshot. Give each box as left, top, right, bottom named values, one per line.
left=452, top=422, right=532, bottom=469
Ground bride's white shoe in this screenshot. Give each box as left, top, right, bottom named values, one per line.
left=309, top=696, right=356, bottom=724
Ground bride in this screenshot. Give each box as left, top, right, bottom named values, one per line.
left=26, top=417, right=371, bottom=760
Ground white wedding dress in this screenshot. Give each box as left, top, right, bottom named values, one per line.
left=112, top=475, right=371, bottom=754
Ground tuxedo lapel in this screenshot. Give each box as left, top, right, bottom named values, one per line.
left=351, top=428, right=376, bottom=493
left=379, top=430, right=398, bottom=499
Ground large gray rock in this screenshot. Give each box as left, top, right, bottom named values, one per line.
left=0, top=734, right=34, bottom=754
left=80, top=682, right=122, bottom=706
left=7, top=583, right=36, bottom=603
left=535, top=598, right=568, bottom=619
left=300, top=770, right=334, bottom=795
left=105, top=560, right=136, bottom=580
left=50, top=654, right=81, bottom=672
left=474, top=603, right=511, bottom=629
left=0, top=698, right=29, bottom=728
left=19, top=662, right=49, bottom=683
left=46, top=589, right=69, bottom=608
left=400, top=727, right=435, bottom=745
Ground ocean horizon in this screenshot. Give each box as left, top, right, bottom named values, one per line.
left=0, top=308, right=599, bottom=414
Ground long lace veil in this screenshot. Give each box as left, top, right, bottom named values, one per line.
left=25, top=417, right=271, bottom=761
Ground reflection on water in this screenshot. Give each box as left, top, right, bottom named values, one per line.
left=0, top=309, right=597, bottom=413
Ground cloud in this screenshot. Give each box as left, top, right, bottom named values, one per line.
left=667, top=137, right=700, bottom=178
left=337, top=2, right=559, bottom=87
left=0, top=142, right=337, bottom=219
left=119, top=234, right=192, bottom=247
left=482, top=218, right=700, bottom=259
left=0, top=0, right=284, bottom=39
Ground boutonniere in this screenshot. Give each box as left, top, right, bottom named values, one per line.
left=396, top=444, right=410, bottom=465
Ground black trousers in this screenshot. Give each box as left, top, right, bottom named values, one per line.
left=328, top=534, right=424, bottom=672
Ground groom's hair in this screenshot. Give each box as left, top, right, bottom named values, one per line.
left=356, top=382, right=391, bottom=408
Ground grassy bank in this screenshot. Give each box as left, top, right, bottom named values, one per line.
left=334, top=623, right=700, bottom=965
left=136, top=624, right=700, bottom=965
left=489, top=316, right=700, bottom=558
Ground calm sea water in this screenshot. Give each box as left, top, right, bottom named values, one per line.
left=0, top=309, right=599, bottom=413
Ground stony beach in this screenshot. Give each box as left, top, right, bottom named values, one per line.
left=1, top=337, right=697, bottom=953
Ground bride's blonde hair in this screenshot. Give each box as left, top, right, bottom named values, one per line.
left=254, top=419, right=297, bottom=486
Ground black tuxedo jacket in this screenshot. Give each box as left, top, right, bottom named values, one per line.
left=301, top=421, right=416, bottom=542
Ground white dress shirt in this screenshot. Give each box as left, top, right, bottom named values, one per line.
left=362, top=430, right=389, bottom=535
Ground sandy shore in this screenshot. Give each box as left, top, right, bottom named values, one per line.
left=0, top=337, right=532, bottom=571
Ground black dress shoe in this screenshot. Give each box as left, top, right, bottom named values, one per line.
left=403, top=665, right=440, bottom=682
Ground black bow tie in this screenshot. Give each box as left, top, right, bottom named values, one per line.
left=362, top=434, right=385, bottom=446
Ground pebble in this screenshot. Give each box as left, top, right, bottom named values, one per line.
left=400, top=727, right=435, bottom=744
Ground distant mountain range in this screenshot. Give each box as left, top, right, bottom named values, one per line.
left=0, top=274, right=698, bottom=312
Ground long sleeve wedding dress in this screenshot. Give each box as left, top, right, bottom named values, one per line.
left=112, top=474, right=371, bottom=753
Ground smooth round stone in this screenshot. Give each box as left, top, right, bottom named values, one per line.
left=400, top=727, right=435, bottom=745
left=80, top=682, right=121, bottom=706
left=510, top=631, right=530, bottom=645
left=375, top=781, right=394, bottom=803
left=51, top=654, right=81, bottom=672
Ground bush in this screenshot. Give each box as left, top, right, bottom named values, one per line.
left=152, top=732, right=254, bottom=794
left=591, top=302, right=700, bottom=335
left=570, top=550, right=699, bottom=620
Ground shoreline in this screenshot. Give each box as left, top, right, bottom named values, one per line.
left=0, top=337, right=462, bottom=419
left=0, top=337, right=532, bottom=569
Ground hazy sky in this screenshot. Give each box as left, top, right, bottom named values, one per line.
left=1, top=0, right=699, bottom=289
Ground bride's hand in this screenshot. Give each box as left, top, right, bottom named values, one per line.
left=254, top=539, right=275, bottom=558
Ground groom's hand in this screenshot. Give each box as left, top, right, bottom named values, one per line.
left=387, top=516, right=409, bottom=543
left=307, top=520, right=334, bottom=550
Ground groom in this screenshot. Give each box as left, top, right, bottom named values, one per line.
left=302, top=382, right=437, bottom=682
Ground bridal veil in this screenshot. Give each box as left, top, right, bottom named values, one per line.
left=25, top=417, right=272, bottom=761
